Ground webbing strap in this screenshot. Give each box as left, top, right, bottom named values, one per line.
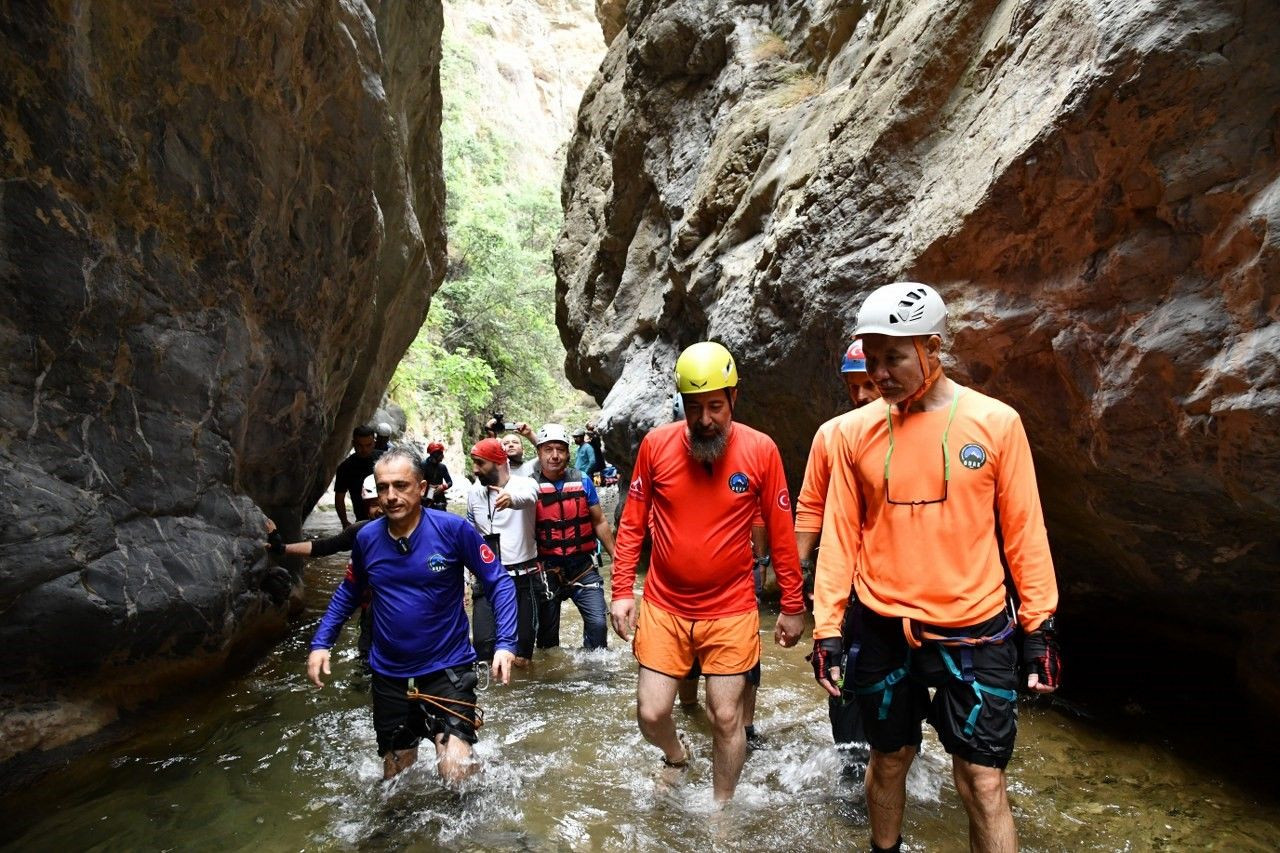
left=937, top=647, right=1017, bottom=736
left=855, top=663, right=910, bottom=720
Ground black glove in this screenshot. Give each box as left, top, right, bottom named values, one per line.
left=1021, top=618, right=1061, bottom=690
left=807, top=637, right=844, bottom=686
left=267, top=530, right=286, bottom=556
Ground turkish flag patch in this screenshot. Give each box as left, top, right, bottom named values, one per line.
left=479, top=543, right=496, bottom=563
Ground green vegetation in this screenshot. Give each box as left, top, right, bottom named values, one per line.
left=389, top=28, right=591, bottom=439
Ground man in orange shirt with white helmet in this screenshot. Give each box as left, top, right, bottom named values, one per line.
left=810, top=282, right=1061, bottom=852
left=612, top=341, right=806, bottom=804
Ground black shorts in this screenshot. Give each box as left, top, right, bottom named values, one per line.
left=851, top=606, right=1018, bottom=769
left=371, top=665, right=479, bottom=756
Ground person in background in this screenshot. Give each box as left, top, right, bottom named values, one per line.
left=573, top=427, right=597, bottom=477
left=533, top=424, right=616, bottom=651
left=500, top=423, right=539, bottom=478
left=795, top=337, right=880, bottom=755
left=423, top=442, right=453, bottom=511
left=334, top=425, right=378, bottom=528
left=374, top=422, right=394, bottom=454
left=466, top=438, right=541, bottom=667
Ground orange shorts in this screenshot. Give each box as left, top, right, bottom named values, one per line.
left=633, top=599, right=760, bottom=678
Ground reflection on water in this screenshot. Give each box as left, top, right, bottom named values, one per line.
left=3, top=514, right=1280, bottom=851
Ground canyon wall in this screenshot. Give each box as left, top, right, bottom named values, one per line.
left=0, top=0, right=445, bottom=761
left=557, top=0, right=1280, bottom=708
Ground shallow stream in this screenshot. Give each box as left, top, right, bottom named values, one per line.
left=2, top=512, right=1278, bottom=851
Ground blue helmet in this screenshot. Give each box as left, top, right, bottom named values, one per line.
left=840, top=338, right=867, bottom=374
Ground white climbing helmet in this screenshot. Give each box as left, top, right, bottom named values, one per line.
left=536, top=423, right=570, bottom=447
left=361, top=474, right=378, bottom=501
left=854, top=282, right=947, bottom=338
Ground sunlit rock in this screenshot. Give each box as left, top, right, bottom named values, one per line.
left=557, top=0, right=1280, bottom=711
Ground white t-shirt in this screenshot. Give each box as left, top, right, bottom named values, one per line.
left=466, top=474, right=539, bottom=565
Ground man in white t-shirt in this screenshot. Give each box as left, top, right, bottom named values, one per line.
left=466, top=438, right=541, bottom=666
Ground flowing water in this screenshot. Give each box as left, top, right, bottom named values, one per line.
left=2, top=510, right=1279, bottom=852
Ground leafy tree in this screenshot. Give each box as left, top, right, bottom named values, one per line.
left=390, top=27, right=592, bottom=441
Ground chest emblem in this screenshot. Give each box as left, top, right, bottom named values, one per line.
left=728, top=472, right=750, bottom=493
left=959, top=443, right=988, bottom=470
left=428, top=553, right=449, bottom=572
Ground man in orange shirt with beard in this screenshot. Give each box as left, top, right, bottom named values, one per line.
left=611, top=341, right=806, bottom=805
left=810, top=283, right=1061, bottom=853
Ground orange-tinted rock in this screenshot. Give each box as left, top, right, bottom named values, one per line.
left=557, top=1, right=1280, bottom=711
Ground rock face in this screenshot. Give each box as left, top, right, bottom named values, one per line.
left=0, top=1, right=445, bottom=761
left=558, top=1, right=1280, bottom=710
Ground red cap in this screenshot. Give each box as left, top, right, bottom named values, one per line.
left=470, top=438, right=508, bottom=464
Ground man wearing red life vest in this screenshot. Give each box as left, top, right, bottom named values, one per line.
left=533, top=423, right=616, bottom=650
left=611, top=341, right=806, bottom=804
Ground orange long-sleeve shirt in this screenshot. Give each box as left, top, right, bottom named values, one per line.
left=795, top=411, right=858, bottom=534
left=813, top=386, right=1058, bottom=639
left=613, top=421, right=805, bottom=618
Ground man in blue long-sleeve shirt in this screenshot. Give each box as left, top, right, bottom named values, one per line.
left=308, top=446, right=518, bottom=782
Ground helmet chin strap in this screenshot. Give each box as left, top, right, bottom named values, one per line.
left=897, top=337, right=942, bottom=417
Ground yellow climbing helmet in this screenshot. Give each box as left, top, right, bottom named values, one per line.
left=674, top=341, right=738, bottom=394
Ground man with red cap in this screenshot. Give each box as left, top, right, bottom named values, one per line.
left=466, top=438, right=541, bottom=666
left=423, top=441, right=453, bottom=511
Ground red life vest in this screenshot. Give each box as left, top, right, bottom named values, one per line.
left=535, top=469, right=596, bottom=557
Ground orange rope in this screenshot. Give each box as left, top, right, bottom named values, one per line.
left=405, top=688, right=485, bottom=729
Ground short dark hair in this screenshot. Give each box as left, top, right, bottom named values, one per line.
left=375, top=444, right=426, bottom=480
left=352, top=425, right=376, bottom=440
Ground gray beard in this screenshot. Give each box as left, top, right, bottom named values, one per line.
left=688, top=429, right=728, bottom=464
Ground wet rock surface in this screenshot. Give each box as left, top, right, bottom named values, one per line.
left=0, top=1, right=445, bottom=760
left=557, top=1, right=1280, bottom=714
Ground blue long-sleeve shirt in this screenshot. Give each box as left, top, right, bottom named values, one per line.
left=310, top=508, right=517, bottom=676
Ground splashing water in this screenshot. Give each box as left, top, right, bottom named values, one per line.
left=2, top=514, right=1279, bottom=852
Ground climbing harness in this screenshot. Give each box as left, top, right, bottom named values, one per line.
left=855, top=614, right=1018, bottom=738
left=405, top=676, right=485, bottom=730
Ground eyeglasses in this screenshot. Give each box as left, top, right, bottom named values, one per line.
left=883, top=390, right=960, bottom=506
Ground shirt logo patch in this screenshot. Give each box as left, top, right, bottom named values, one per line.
left=428, top=553, right=449, bottom=572
left=728, top=472, right=750, bottom=493
left=777, top=489, right=791, bottom=511
left=959, top=443, right=988, bottom=470
left=628, top=475, right=644, bottom=499
left=478, top=543, right=496, bottom=564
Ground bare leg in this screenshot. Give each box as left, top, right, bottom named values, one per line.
left=382, top=747, right=418, bottom=780
left=952, top=757, right=1017, bottom=852
left=704, top=674, right=748, bottom=803
left=866, top=745, right=916, bottom=848
left=637, top=667, right=685, bottom=763
left=434, top=734, right=478, bottom=786
left=743, top=682, right=757, bottom=727
left=677, top=677, right=699, bottom=709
